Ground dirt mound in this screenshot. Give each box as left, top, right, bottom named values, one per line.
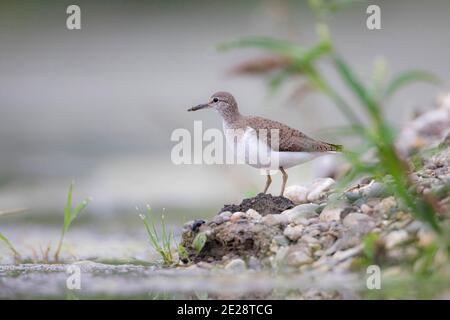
left=219, top=193, right=294, bottom=216
left=182, top=219, right=280, bottom=263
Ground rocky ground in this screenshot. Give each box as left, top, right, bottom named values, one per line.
left=1, top=94, right=449, bottom=299
left=178, top=93, right=450, bottom=299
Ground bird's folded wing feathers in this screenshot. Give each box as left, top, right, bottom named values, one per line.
left=246, top=116, right=342, bottom=153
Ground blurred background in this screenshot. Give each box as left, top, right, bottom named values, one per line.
left=0, top=0, right=449, bottom=221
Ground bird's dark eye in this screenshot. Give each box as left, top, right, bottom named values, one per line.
left=212, top=97, right=219, bottom=103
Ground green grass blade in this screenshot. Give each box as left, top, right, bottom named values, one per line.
left=218, top=36, right=331, bottom=65
left=218, top=37, right=307, bottom=58
left=140, top=213, right=174, bottom=265
left=193, top=232, right=207, bottom=254
left=63, top=182, right=74, bottom=234
left=0, top=231, right=20, bottom=258
left=68, top=198, right=91, bottom=227
left=177, top=244, right=189, bottom=262
left=333, top=55, right=380, bottom=120
left=145, top=218, right=162, bottom=252
left=384, top=70, right=440, bottom=99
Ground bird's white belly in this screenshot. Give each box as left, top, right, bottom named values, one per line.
left=224, top=126, right=326, bottom=170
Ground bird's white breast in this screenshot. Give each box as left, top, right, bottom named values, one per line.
left=223, top=124, right=325, bottom=170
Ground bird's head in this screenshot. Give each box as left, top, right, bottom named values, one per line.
left=188, top=92, right=238, bottom=115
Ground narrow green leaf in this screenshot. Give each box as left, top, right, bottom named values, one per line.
left=268, top=69, right=292, bottom=93
left=177, top=244, right=189, bottom=261
left=63, top=182, right=74, bottom=234
left=218, top=37, right=306, bottom=59
left=333, top=55, right=380, bottom=119
left=68, top=198, right=91, bottom=227
left=363, top=232, right=379, bottom=261
left=192, top=232, right=207, bottom=254
left=218, top=36, right=331, bottom=65
left=384, top=70, right=440, bottom=99
left=0, top=231, right=20, bottom=257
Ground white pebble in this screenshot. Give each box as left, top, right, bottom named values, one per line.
left=284, top=185, right=309, bottom=204
left=246, top=209, right=262, bottom=221
left=307, top=178, right=335, bottom=202
left=283, top=225, right=304, bottom=241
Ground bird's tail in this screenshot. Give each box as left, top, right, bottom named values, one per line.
left=327, top=143, right=344, bottom=152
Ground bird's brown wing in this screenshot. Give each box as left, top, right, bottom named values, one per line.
left=245, top=116, right=342, bottom=152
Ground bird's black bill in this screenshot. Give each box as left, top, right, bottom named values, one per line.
left=188, top=103, right=210, bottom=112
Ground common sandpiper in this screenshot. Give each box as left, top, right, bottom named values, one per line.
left=188, top=92, right=342, bottom=196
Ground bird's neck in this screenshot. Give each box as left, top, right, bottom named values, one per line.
left=218, top=106, right=242, bottom=127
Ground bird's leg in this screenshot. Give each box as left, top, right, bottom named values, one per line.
left=279, top=167, right=288, bottom=196
left=263, top=171, right=272, bottom=194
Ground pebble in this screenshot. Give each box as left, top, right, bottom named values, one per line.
left=417, top=229, right=436, bottom=247
left=224, top=258, right=246, bottom=271
left=307, top=178, right=335, bottom=202
left=345, top=181, right=390, bottom=201
left=384, top=230, right=409, bottom=249
left=374, top=196, right=397, bottom=213
left=316, top=222, right=331, bottom=232
left=196, top=262, right=213, bottom=269
left=319, top=206, right=342, bottom=222
left=308, top=217, right=320, bottom=224
left=262, top=214, right=289, bottom=226
left=281, top=203, right=319, bottom=223
left=247, top=256, right=262, bottom=271
left=246, top=209, right=262, bottom=221
left=320, top=234, right=336, bottom=248
left=283, top=225, right=304, bottom=241
left=219, top=211, right=232, bottom=218
left=360, top=204, right=373, bottom=215
left=314, top=250, right=325, bottom=258
left=211, top=215, right=224, bottom=225
left=332, top=245, right=363, bottom=262
left=343, top=213, right=375, bottom=230
left=285, top=246, right=313, bottom=267
left=273, top=235, right=290, bottom=246
left=300, top=234, right=320, bottom=245
left=293, top=217, right=309, bottom=226
left=361, top=181, right=390, bottom=198
left=305, top=229, right=321, bottom=237
left=230, top=212, right=245, bottom=223
left=284, top=185, right=309, bottom=204
left=345, top=190, right=362, bottom=202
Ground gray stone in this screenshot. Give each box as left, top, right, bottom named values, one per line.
left=224, top=258, right=246, bottom=271
left=285, top=246, right=313, bottom=267
left=283, top=225, right=304, bottom=241
left=211, top=215, right=224, bottom=225
left=273, top=235, right=290, bottom=246
left=345, top=190, right=362, bottom=202
left=246, top=209, right=262, bottom=221
left=343, top=213, right=375, bottom=231
left=262, top=214, right=288, bottom=226
left=281, top=204, right=319, bottom=223
left=307, top=178, right=335, bottom=202
left=300, top=234, right=320, bottom=245
left=319, top=206, right=343, bottom=222
left=247, top=256, right=262, bottom=271
left=219, top=211, right=232, bottom=218
left=362, top=181, right=390, bottom=198
left=384, top=230, right=409, bottom=249
left=284, top=185, right=309, bottom=204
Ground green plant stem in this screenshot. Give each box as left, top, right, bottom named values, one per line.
left=54, top=231, right=65, bottom=262
left=0, top=231, right=21, bottom=261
